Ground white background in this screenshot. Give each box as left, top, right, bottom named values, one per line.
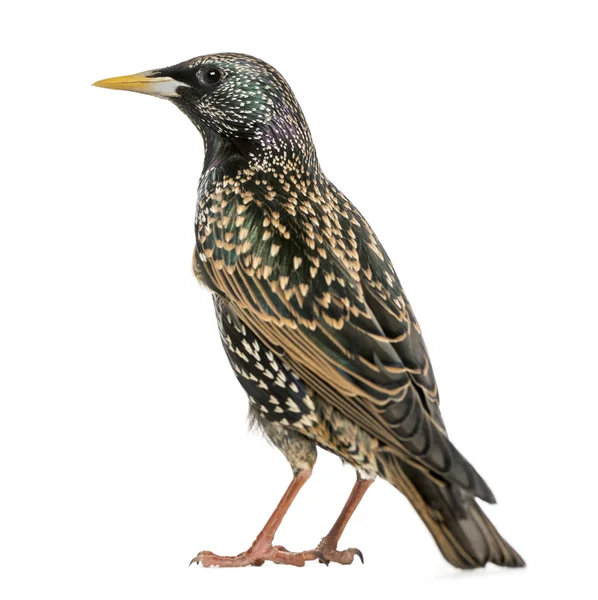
left=1, top=1, right=597, bottom=598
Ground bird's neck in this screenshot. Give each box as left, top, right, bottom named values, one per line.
left=201, top=127, right=240, bottom=173
left=196, top=128, right=323, bottom=223
left=200, top=124, right=319, bottom=175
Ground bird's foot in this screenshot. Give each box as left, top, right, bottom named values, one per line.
left=312, top=535, right=364, bottom=566
left=190, top=542, right=316, bottom=568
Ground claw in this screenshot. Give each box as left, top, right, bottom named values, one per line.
left=316, top=550, right=330, bottom=566
left=189, top=551, right=210, bottom=567
left=355, top=548, right=364, bottom=564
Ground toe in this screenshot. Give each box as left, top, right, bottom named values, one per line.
left=189, top=551, right=212, bottom=567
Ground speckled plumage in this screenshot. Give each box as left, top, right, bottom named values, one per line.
left=95, top=53, right=524, bottom=569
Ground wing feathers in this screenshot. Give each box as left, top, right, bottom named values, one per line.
left=196, top=175, right=495, bottom=501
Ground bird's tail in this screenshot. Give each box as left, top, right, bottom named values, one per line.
left=379, top=452, right=525, bottom=569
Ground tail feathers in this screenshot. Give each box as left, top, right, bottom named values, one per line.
left=381, top=453, right=525, bottom=569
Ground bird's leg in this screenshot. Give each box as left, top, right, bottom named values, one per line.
left=312, top=476, right=374, bottom=565
left=190, top=469, right=315, bottom=567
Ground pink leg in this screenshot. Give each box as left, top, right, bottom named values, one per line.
left=314, top=477, right=374, bottom=565
left=190, top=469, right=317, bottom=567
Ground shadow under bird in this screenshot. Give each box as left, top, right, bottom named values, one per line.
left=93, top=53, right=524, bottom=569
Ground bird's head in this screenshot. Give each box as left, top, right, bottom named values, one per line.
left=94, top=53, right=316, bottom=170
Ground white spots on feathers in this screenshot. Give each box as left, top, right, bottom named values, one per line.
left=274, top=371, right=287, bottom=388
left=303, top=394, right=315, bottom=411
left=217, top=299, right=320, bottom=430
left=184, top=54, right=317, bottom=170
left=285, top=398, right=301, bottom=413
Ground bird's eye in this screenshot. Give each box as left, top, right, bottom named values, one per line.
left=203, top=68, right=222, bottom=85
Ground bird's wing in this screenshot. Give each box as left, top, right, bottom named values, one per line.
left=349, top=200, right=447, bottom=432
left=196, top=181, right=493, bottom=501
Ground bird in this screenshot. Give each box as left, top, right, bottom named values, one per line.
left=93, top=53, right=524, bottom=569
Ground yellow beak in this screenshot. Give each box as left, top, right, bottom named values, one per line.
left=92, top=71, right=185, bottom=98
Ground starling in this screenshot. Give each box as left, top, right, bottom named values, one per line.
left=93, top=53, right=524, bottom=569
